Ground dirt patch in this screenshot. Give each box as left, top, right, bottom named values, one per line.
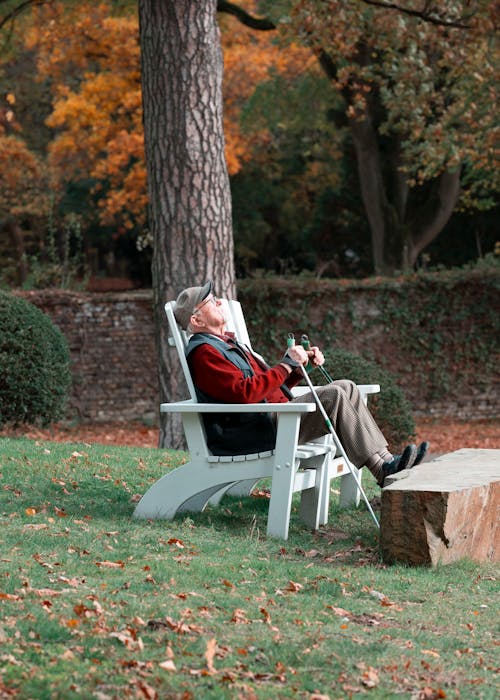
left=1, top=418, right=499, bottom=453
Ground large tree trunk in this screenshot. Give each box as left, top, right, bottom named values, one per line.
left=406, top=168, right=461, bottom=267
left=139, top=0, right=235, bottom=448
left=4, top=220, right=28, bottom=285
left=317, top=48, right=461, bottom=275
left=348, top=115, right=391, bottom=275
left=349, top=114, right=461, bottom=274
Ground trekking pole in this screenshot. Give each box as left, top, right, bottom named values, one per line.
left=301, top=334, right=334, bottom=383
left=288, top=334, right=380, bottom=529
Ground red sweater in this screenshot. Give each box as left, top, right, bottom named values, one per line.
left=188, top=337, right=301, bottom=404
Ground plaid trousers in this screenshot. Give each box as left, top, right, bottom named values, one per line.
left=294, top=379, right=387, bottom=468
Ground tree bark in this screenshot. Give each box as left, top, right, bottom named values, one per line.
left=5, top=220, right=28, bottom=285
left=139, top=0, right=235, bottom=448
left=348, top=114, right=390, bottom=275
left=407, top=168, right=462, bottom=267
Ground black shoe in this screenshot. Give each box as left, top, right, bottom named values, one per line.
left=413, top=441, right=429, bottom=466
left=380, top=444, right=417, bottom=486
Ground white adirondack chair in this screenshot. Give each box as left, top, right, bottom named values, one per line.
left=133, top=299, right=379, bottom=539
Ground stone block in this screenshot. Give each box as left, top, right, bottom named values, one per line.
left=380, top=449, right=500, bottom=566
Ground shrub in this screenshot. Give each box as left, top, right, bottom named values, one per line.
left=314, top=348, right=415, bottom=452
left=0, top=292, right=71, bottom=427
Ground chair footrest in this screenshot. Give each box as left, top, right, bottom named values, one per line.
left=293, top=468, right=318, bottom=492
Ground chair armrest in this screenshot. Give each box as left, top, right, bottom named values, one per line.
left=160, top=400, right=317, bottom=414
left=292, top=383, right=380, bottom=399
left=357, top=384, right=380, bottom=395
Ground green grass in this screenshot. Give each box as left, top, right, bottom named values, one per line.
left=0, top=437, right=498, bottom=699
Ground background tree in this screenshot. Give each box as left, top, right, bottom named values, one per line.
left=24, top=3, right=146, bottom=231
left=19, top=1, right=311, bottom=281
left=2, top=0, right=497, bottom=289
left=254, top=0, right=499, bottom=274
left=139, top=0, right=236, bottom=448
left=0, top=91, right=49, bottom=285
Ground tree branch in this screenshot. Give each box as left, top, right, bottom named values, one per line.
left=359, top=0, right=473, bottom=29
left=0, top=0, right=48, bottom=32
left=216, top=1, right=276, bottom=30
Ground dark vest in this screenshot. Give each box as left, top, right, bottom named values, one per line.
left=185, top=333, right=278, bottom=456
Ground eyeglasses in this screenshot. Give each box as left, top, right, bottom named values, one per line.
left=193, top=295, right=218, bottom=314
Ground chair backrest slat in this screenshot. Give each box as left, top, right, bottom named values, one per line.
left=164, top=302, right=197, bottom=401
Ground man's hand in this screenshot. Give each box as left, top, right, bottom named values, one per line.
left=286, top=344, right=309, bottom=365
left=307, top=346, right=324, bottom=367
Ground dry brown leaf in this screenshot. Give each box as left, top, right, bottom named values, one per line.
left=260, top=607, right=272, bottom=625
left=231, top=608, right=249, bottom=624
left=109, top=628, right=144, bottom=651
left=57, top=576, right=81, bottom=587
left=130, top=679, right=157, bottom=699
left=95, top=560, right=125, bottom=569
left=158, top=659, right=176, bottom=672
left=205, top=637, right=217, bottom=674
left=22, top=523, right=48, bottom=531
left=361, top=666, right=380, bottom=687
left=30, top=588, right=62, bottom=598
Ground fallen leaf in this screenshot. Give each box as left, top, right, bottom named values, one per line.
left=109, top=629, right=144, bottom=651
left=30, top=588, right=62, bottom=598
left=129, top=680, right=157, bottom=699
left=158, top=659, right=176, bottom=672
left=260, top=607, right=272, bottom=625
left=95, top=561, right=125, bottom=569
left=205, top=637, right=217, bottom=674
left=22, top=523, right=48, bottom=531
left=361, top=667, right=379, bottom=687
left=231, top=609, right=249, bottom=624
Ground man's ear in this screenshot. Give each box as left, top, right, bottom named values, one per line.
left=188, top=314, right=200, bottom=332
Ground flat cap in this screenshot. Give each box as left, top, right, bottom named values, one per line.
left=173, top=280, right=212, bottom=330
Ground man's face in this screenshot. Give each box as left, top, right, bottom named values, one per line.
left=191, top=294, right=225, bottom=330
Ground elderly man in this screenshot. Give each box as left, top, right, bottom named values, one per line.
left=174, top=281, right=428, bottom=486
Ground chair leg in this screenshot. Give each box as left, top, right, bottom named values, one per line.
left=222, top=479, right=262, bottom=498
left=133, top=461, right=233, bottom=519
left=339, top=466, right=362, bottom=508
left=207, top=479, right=261, bottom=506
left=298, top=454, right=328, bottom=530
left=266, top=414, right=302, bottom=539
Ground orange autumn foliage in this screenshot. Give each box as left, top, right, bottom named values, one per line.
left=0, top=94, right=48, bottom=221
left=220, top=1, right=314, bottom=174
left=25, top=3, right=143, bottom=230
left=23, top=0, right=311, bottom=232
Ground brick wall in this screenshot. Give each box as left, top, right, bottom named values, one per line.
left=19, top=290, right=158, bottom=423
left=17, top=285, right=499, bottom=423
